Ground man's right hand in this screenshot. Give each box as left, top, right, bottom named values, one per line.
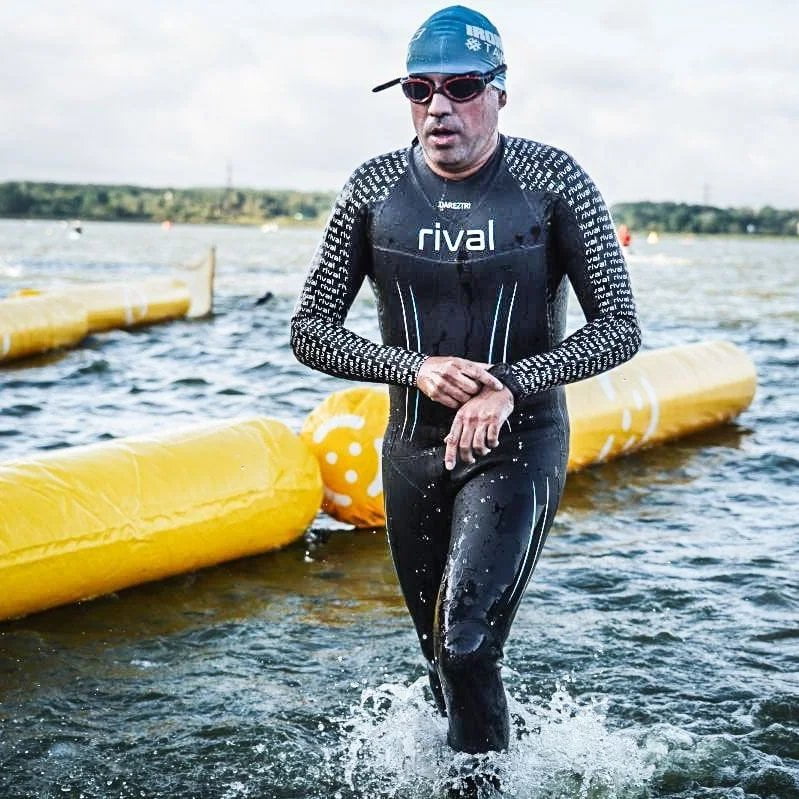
left=415, top=356, right=504, bottom=409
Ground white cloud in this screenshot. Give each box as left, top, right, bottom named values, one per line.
left=0, top=0, right=797, bottom=206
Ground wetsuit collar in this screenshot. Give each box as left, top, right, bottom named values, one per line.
left=410, top=135, right=506, bottom=221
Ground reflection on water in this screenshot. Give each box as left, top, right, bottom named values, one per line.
left=1, top=221, right=798, bottom=798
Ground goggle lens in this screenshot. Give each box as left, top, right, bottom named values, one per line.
left=402, top=79, right=438, bottom=103
left=445, top=76, right=486, bottom=101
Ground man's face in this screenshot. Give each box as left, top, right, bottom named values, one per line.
left=410, top=74, right=506, bottom=179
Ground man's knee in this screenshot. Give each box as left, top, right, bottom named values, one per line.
left=437, top=619, right=501, bottom=677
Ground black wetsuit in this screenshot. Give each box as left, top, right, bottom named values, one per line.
left=291, top=135, right=640, bottom=753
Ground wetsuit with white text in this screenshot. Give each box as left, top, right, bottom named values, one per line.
left=291, top=135, right=640, bottom=753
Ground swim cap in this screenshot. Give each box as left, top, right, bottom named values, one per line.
left=406, top=5, right=506, bottom=90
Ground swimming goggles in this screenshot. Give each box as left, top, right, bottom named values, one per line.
left=372, top=65, right=507, bottom=104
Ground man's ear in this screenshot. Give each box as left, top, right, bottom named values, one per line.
left=498, top=90, right=507, bottom=109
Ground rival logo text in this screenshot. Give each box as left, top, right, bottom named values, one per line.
left=418, top=220, right=495, bottom=252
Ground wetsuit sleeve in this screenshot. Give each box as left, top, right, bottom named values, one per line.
left=497, top=159, right=641, bottom=400
left=290, top=172, right=426, bottom=387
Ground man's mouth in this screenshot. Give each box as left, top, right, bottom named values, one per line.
left=427, top=126, right=458, bottom=145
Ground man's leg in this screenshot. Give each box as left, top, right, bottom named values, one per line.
left=435, top=431, right=565, bottom=753
left=383, top=449, right=452, bottom=714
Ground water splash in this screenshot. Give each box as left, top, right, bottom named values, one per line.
left=330, top=677, right=653, bottom=798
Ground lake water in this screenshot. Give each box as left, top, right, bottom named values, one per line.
left=0, top=219, right=797, bottom=798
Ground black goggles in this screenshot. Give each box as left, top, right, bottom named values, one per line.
left=372, top=64, right=507, bottom=104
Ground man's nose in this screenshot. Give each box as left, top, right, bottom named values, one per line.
left=427, top=89, right=453, bottom=116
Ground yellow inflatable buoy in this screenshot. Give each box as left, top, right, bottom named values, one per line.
left=0, top=417, right=322, bottom=621
left=566, top=339, right=756, bottom=469
left=301, top=341, right=756, bottom=527
left=300, top=388, right=389, bottom=527
left=53, top=278, right=191, bottom=332
left=0, top=249, right=215, bottom=363
left=0, top=294, right=88, bottom=362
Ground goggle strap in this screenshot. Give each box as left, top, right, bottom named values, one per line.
left=372, top=77, right=402, bottom=93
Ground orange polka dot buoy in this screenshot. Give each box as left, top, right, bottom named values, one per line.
left=300, top=387, right=390, bottom=527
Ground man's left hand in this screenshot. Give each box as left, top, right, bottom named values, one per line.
left=444, top=384, right=514, bottom=470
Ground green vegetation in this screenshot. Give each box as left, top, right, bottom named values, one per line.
left=1, top=182, right=797, bottom=235
left=0, top=181, right=336, bottom=225
left=611, top=201, right=799, bottom=236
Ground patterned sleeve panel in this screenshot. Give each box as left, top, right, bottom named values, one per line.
left=290, top=149, right=426, bottom=387
left=502, top=137, right=641, bottom=399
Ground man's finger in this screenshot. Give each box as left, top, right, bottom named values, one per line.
left=472, top=368, right=505, bottom=391
left=486, top=421, right=500, bottom=449
left=459, top=418, right=476, bottom=465
left=473, top=422, right=490, bottom=456
left=421, top=378, right=469, bottom=407
left=440, top=383, right=474, bottom=406
left=456, top=361, right=504, bottom=391
left=449, top=372, right=482, bottom=395
left=435, top=362, right=481, bottom=396
left=444, top=419, right=463, bottom=470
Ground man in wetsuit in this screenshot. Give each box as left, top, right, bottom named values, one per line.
left=291, top=3, right=640, bottom=767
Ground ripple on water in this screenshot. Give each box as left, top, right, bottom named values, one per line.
left=0, top=403, right=41, bottom=417
left=68, top=358, right=112, bottom=378
left=754, top=693, right=799, bottom=726
left=169, top=376, right=212, bottom=387
left=745, top=723, right=799, bottom=760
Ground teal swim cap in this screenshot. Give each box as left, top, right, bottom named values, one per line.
left=372, top=5, right=506, bottom=94
left=407, top=5, right=506, bottom=90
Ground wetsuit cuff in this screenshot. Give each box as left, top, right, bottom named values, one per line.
left=488, top=363, right=524, bottom=401
left=411, top=353, right=430, bottom=386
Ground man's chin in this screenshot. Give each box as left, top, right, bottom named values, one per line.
left=422, top=142, right=461, bottom=164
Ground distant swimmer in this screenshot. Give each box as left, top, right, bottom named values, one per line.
left=290, top=5, right=640, bottom=794
left=255, top=290, right=274, bottom=306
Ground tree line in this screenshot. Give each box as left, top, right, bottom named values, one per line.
left=1, top=182, right=798, bottom=235
left=611, top=201, right=799, bottom=236
left=0, top=182, right=336, bottom=225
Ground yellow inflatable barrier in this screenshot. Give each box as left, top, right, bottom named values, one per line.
left=0, top=418, right=322, bottom=621
left=302, top=340, right=756, bottom=526
left=566, top=339, right=756, bottom=469
left=0, top=248, right=215, bottom=362
left=55, top=278, right=191, bottom=332
left=0, top=294, right=88, bottom=362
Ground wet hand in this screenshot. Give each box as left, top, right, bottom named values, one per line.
left=416, top=356, right=504, bottom=409
left=444, top=384, right=514, bottom=470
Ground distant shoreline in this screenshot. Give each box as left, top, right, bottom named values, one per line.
left=1, top=181, right=798, bottom=236
left=0, top=181, right=336, bottom=227
left=0, top=215, right=323, bottom=229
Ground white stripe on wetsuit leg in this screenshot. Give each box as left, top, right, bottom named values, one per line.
left=529, top=475, right=550, bottom=570
left=508, top=480, right=537, bottom=604
left=396, top=280, right=411, bottom=438
left=408, top=285, right=422, bottom=440
left=487, top=284, right=504, bottom=363
left=510, top=475, right=550, bottom=608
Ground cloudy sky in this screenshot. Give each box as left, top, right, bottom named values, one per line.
left=2, top=0, right=797, bottom=207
